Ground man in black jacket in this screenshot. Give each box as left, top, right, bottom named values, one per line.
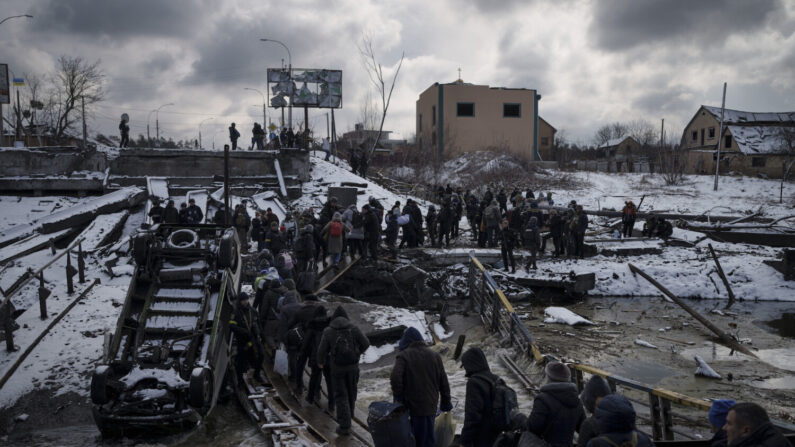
left=317, top=306, right=370, bottom=436
left=148, top=199, right=164, bottom=224
left=162, top=200, right=179, bottom=224
left=300, top=305, right=334, bottom=410
left=362, top=205, right=380, bottom=259
left=525, top=361, right=585, bottom=447
left=390, top=327, right=452, bottom=447
left=577, top=376, right=612, bottom=447
left=724, top=403, right=789, bottom=447
left=460, top=347, right=502, bottom=447
left=585, top=394, right=654, bottom=447
left=294, top=224, right=316, bottom=274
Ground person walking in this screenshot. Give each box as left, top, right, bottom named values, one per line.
left=300, top=305, right=334, bottom=410
left=362, top=205, right=380, bottom=260
left=233, top=204, right=251, bottom=250
left=321, top=212, right=349, bottom=267
left=229, top=292, right=265, bottom=383
left=317, top=306, right=370, bottom=436
left=575, top=205, right=589, bottom=258
left=426, top=205, right=438, bottom=247
left=524, top=216, right=540, bottom=270
left=119, top=118, right=130, bottom=148
left=229, top=122, right=241, bottom=150
left=577, top=376, right=612, bottom=447
left=322, top=137, right=331, bottom=160
left=342, top=204, right=364, bottom=258
left=499, top=218, right=518, bottom=273
left=621, top=201, right=637, bottom=238
left=523, top=361, right=585, bottom=447
left=460, top=347, right=504, bottom=447
left=390, top=327, right=452, bottom=447
left=385, top=208, right=400, bottom=258
left=484, top=200, right=501, bottom=248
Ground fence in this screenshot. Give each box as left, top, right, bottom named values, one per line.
left=467, top=252, right=795, bottom=441
left=1, top=236, right=88, bottom=352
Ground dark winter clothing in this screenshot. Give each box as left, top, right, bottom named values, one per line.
left=586, top=394, right=653, bottom=447
left=728, top=422, right=789, bottom=447
left=300, top=306, right=333, bottom=407
left=149, top=204, right=164, bottom=224
left=711, top=429, right=729, bottom=447
left=460, top=347, right=502, bottom=447
left=390, top=330, right=452, bottom=417
left=363, top=209, right=380, bottom=259
left=230, top=301, right=263, bottom=380
left=229, top=124, right=241, bottom=150
left=578, top=376, right=613, bottom=447
left=316, top=307, right=370, bottom=431
left=526, top=382, right=586, bottom=447
left=162, top=204, right=179, bottom=224
left=499, top=224, right=517, bottom=272
left=186, top=204, right=203, bottom=224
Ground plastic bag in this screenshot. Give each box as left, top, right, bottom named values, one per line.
left=434, top=411, right=455, bottom=447
left=274, top=348, right=289, bottom=376
left=368, top=402, right=415, bottom=447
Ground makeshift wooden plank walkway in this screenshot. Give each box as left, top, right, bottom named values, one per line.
left=313, top=255, right=361, bottom=294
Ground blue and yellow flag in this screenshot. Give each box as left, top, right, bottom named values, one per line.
left=13, top=78, right=24, bottom=86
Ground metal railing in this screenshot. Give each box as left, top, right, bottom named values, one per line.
left=467, top=252, right=795, bottom=440
left=1, top=236, right=87, bottom=352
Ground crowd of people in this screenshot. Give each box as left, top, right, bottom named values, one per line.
left=227, top=121, right=314, bottom=151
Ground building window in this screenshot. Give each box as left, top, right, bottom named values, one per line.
left=457, top=102, right=475, bottom=117
left=708, top=127, right=715, bottom=138
left=691, top=131, right=697, bottom=141
left=541, top=137, right=549, bottom=146
left=432, top=106, right=436, bottom=125
left=752, top=157, right=766, bottom=167
left=418, top=114, right=422, bottom=132
left=432, top=131, right=436, bottom=146
left=725, top=135, right=732, bottom=148
left=503, top=103, right=521, bottom=118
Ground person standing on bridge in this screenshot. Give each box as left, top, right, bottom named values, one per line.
left=317, top=306, right=370, bottom=436
left=186, top=198, right=203, bottom=224
left=229, top=122, right=240, bottom=151
left=523, top=361, right=585, bottom=447
left=585, top=394, right=654, bottom=447
left=321, top=212, right=349, bottom=267
left=708, top=399, right=735, bottom=447
left=577, top=375, right=612, bottom=447
left=390, top=327, right=452, bottom=447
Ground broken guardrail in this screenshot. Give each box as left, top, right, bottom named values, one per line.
left=468, top=251, right=544, bottom=364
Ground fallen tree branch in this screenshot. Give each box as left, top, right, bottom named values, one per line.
left=708, top=244, right=736, bottom=309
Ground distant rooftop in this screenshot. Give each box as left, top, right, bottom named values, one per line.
left=728, top=125, right=794, bottom=155
left=702, top=105, right=795, bottom=124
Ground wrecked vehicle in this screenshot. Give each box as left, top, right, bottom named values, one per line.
left=90, top=224, right=242, bottom=437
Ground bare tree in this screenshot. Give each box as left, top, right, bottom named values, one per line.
left=358, top=89, right=379, bottom=131
left=593, top=124, right=612, bottom=147
left=358, top=33, right=404, bottom=158
left=50, top=56, right=105, bottom=139
left=611, top=122, right=628, bottom=139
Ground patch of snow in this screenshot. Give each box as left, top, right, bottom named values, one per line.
left=635, top=339, right=659, bottom=349
left=543, top=307, right=594, bottom=326
left=433, top=322, right=454, bottom=340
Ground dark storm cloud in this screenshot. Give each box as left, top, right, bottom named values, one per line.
left=30, top=0, right=207, bottom=39
left=589, top=0, right=782, bottom=51
left=632, top=88, right=694, bottom=114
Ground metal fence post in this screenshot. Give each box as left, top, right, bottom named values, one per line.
left=78, top=242, right=85, bottom=284
left=649, top=393, right=663, bottom=441
left=509, top=316, right=515, bottom=346
left=661, top=398, right=674, bottom=440
left=38, top=271, right=50, bottom=319
left=2, top=302, right=15, bottom=352
left=66, top=251, right=74, bottom=295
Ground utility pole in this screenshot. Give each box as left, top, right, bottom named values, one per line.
left=714, top=82, right=727, bottom=191
left=326, top=112, right=330, bottom=139
left=81, top=96, right=87, bottom=148
left=223, top=144, right=230, bottom=226
left=15, top=88, right=21, bottom=141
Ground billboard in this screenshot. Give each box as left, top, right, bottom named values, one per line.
left=0, top=64, right=9, bottom=104
left=267, top=68, right=342, bottom=109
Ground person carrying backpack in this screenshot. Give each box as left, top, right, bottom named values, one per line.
left=229, top=122, right=241, bottom=150
left=343, top=204, right=365, bottom=258
left=522, top=361, right=586, bottom=447
left=321, top=212, right=349, bottom=267
left=317, top=306, right=370, bottom=436
left=300, top=305, right=334, bottom=410
left=460, top=347, right=516, bottom=447
left=390, top=327, right=453, bottom=447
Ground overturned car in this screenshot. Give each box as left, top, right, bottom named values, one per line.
left=91, top=224, right=242, bottom=437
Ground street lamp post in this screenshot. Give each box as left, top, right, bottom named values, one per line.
left=147, top=109, right=156, bottom=148
left=244, top=87, right=267, bottom=129
left=260, top=38, right=292, bottom=132
left=198, top=117, right=213, bottom=150
left=0, top=15, right=33, bottom=26
left=155, top=103, right=174, bottom=146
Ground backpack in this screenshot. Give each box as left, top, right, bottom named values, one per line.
left=599, top=432, right=638, bottom=447
left=286, top=325, right=304, bottom=350
left=523, top=226, right=540, bottom=247
left=332, top=329, right=359, bottom=366
left=473, top=373, right=518, bottom=431
left=279, top=251, right=294, bottom=270
left=330, top=221, right=343, bottom=237
left=352, top=210, right=364, bottom=228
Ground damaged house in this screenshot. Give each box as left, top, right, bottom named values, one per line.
left=681, top=105, right=795, bottom=178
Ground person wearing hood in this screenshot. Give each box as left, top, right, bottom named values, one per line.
left=230, top=292, right=265, bottom=383
left=460, top=347, right=503, bottom=447
left=390, top=327, right=452, bottom=447
left=438, top=199, right=455, bottom=248
left=300, top=304, right=334, bottom=410
left=708, top=399, right=736, bottom=447
left=317, top=306, right=370, bottom=436
left=294, top=224, right=316, bottom=273
left=723, top=402, right=788, bottom=447
left=321, top=212, right=349, bottom=266
left=362, top=205, right=381, bottom=259
left=524, top=361, right=585, bottom=447
left=259, top=278, right=286, bottom=349
left=342, top=204, right=364, bottom=257
left=524, top=216, right=541, bottom=270
left=385, top=207, right=400, bottom=257
left=283, top=294, right=321, bottom=395
left=585, top=394, right=653, bottom=447
left=577, top=376, right=612, bottom=447
left=265, top=220, right=286, bottom=256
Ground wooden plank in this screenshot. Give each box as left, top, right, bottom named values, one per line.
left=313, top=256, right=361, bottom=294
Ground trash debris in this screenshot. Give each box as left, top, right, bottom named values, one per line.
left=543, top=307, right=594, bottom=326
left=634, top=339, right=658, bottom=349
left=14, top=413, right=28, bottom=422
left=694, top=355, right=722, bottom=379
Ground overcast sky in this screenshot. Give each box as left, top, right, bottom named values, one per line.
left=1, top=0, right=793, bottom=146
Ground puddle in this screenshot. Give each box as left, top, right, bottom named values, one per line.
left=758, top=312, right=795, bottom=339
left=612, top=360, right=678, bottom=385
left=748, top=375, right=795, bottom=390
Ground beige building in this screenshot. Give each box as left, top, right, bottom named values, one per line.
left=598, top=136, right=643, bottom=172
left=416, top=80, right=551, bottom=161
left=681, top=105, right=794, bottom=178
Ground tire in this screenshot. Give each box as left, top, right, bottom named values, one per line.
left=90, top=365, right=111, bottom=405
left=132, top=233, right=151, bottom=266
left=189, top=367, right=213, bottom=413
left=218, top=230, right=238, bottom=270
left=167, top=229, right=199, bottom=249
